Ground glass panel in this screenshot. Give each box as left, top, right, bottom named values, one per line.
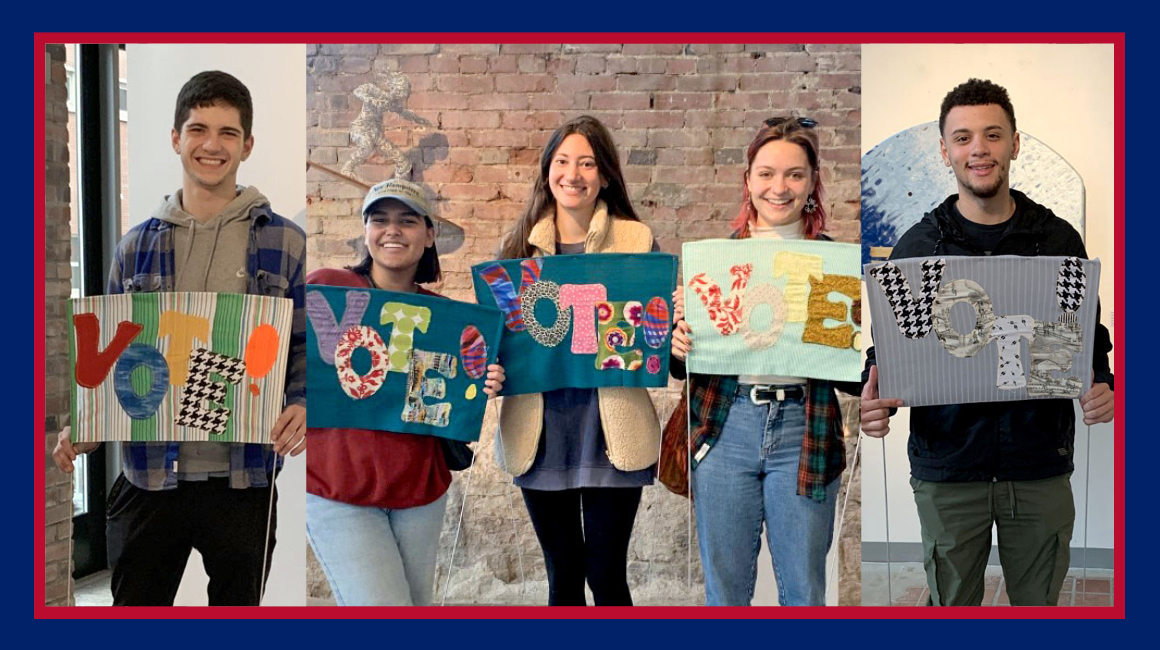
left=65, top=44, right=87, bottom=517
left=71, top=454, right=88, bottom=516
left=66, top=44, right=80, bottom=300
left=118, top=46, right=129, bottom=232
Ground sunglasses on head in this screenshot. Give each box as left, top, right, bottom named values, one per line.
left=763, top=117, right=818, bottom=128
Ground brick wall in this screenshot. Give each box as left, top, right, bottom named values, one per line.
left=44, top=43, right=74, bottom=607
left=306, top=42, right=861, bottom=604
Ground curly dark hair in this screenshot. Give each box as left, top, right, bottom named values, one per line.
left=939, top=78, right=1016, bottom=136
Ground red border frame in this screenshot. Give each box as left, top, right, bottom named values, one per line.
left=33, top=32, right=1126, bottom=620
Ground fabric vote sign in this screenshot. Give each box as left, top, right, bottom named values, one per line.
left=681, top=239, right=862, bottom=381
left=472, top=253, right=678, bottom=395
left=69, top=292, right=293, bottom=443
left=306, top=286, right=503, bottom=442
left=865, top=255, right=1101, bottom=407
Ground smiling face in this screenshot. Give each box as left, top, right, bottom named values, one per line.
left=364, top=199, right=435, bottom=277
left=745, top=139, right=816, bottom=228
left=171, top=102, right=253, bottom=193
left=940, top=104, right=1021, bottom=200
left=548, top=133, right=605, bottom=213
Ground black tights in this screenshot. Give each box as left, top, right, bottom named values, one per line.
left=521, top=486, right=642, bottom=606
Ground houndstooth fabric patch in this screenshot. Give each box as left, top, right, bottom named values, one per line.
left=177, top=348, right=246, bottom=434
left=869, top=259, right=946, bottom=339
left=1055, top=256, right=1087, bottom=313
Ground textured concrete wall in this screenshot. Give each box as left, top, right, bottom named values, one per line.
left=44, top=43, right=75, bottom=607
left=305, top=42, right=861, bottom=605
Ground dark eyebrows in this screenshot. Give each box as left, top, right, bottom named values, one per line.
left=185, top=121, right=243, bottom=136
left=554, top=152, right=596, bottom=162
left=950, top=125, right=1006, bottom=136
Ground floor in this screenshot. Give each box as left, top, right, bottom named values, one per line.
left=862, top=562, right=1114, bottom=606
left=74, top=570, right=113, bottom=606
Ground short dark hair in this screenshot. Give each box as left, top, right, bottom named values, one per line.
left=939, top=78, right=1016, bottom=136
left=174, top=71, right=254, bottom=139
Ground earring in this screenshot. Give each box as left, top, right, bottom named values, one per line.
left=804, top=196, right=818, bottom=214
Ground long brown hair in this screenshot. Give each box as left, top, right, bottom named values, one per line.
left=499, top=115, right=639, bottom=259
left=731, top=118, right=827, bottom=240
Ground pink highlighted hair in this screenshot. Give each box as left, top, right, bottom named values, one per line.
left=731, top=119, right=827, bottom=240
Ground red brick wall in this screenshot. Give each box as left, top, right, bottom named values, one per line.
left=44, top=43, right=74, bottom=607
left=306, top=43, right=861, bottom=294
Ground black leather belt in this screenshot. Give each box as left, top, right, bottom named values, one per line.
left=744, top=384, right=806, bottom=405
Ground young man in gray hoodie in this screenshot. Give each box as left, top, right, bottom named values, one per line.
left=53, top=71, right=307, bottom=606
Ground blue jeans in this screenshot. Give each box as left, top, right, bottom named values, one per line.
left=691, top=386, right=839, bottom=605
left=306, top=491, right=449, bottom=606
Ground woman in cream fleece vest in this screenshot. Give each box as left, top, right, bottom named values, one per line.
left=496, top=116, right=659, bottom=606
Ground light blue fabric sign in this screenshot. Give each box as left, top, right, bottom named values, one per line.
left=682, top=239, right=862, bottom=381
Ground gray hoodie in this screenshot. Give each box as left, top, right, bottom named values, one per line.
left=156, top=185, right=269, bottom=474
left=156, top=185, right=270, bottom=294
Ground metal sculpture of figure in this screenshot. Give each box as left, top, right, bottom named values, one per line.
left=342, top=72, right=432, bottom=181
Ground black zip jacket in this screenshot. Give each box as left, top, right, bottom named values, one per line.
left=862, top=190, right=1114, bottom=482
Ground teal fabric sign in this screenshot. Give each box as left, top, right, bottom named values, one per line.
left=682, top=239, right=861, bottom=381
left=306, top=285, right=503, bottom=442
left=472, top=253, right=678, bottom=395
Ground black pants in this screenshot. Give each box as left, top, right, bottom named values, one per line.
left=106, top=474, right=277, bottom=606
left=521, top=486, right=642, bottom=606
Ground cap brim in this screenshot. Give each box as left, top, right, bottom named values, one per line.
left=363, top=196, right=430, bottom=220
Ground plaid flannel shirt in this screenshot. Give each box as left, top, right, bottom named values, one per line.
left=106, top=197, right=307, bottom=491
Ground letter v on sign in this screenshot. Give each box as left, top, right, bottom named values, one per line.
left=73, top=313, right=143, bottom=388
left=306, top=289, right=371, bottom=365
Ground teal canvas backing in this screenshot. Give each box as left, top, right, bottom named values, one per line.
left=472, top=253, right=678, bottom=395
left=306, top=286, right=503, bottom=442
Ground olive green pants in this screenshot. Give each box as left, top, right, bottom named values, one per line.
left=910, top=473, right=1074, bottom=606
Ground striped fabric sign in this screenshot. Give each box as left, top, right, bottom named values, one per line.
left=69, top=292, right=293, bottom=443
left=865, top=256, right=1102, bottom=407
left=682, top=239, right=862, bottom=381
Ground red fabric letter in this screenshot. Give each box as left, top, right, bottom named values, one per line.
left=73, top=313, right=143, bottom=389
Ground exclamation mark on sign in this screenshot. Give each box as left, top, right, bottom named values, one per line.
left=244, top=324, right=280, bottom=395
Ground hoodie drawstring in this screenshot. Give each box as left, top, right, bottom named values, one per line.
left=203, top=220, right=222, bottom=290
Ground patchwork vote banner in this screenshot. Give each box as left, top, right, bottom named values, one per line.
left=306, top=286, right=503, bottom=442
left=682, top=239, right=862, bottom=381
left=69, top=292, right=293, bottom=443
left=472, top=253, right=678, bottom=395
left=865, top=255, right=1101, bottom=407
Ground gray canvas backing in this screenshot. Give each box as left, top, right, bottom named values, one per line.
left=865, top=255, right=1100, bottom=407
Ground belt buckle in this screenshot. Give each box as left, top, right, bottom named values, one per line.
left=749, top=385, right=772, bottom=405
left=750, top=385, right=788, bottom=404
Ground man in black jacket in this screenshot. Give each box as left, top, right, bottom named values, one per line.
left=860, top=78, right=1115, bottom=606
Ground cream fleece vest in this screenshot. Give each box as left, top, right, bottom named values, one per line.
left=495, top=201, right=661, bottom=476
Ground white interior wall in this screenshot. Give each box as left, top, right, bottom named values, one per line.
left=860, top=43, right=1117, bottom=551
left=126, top=43, right=307, bottom=606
